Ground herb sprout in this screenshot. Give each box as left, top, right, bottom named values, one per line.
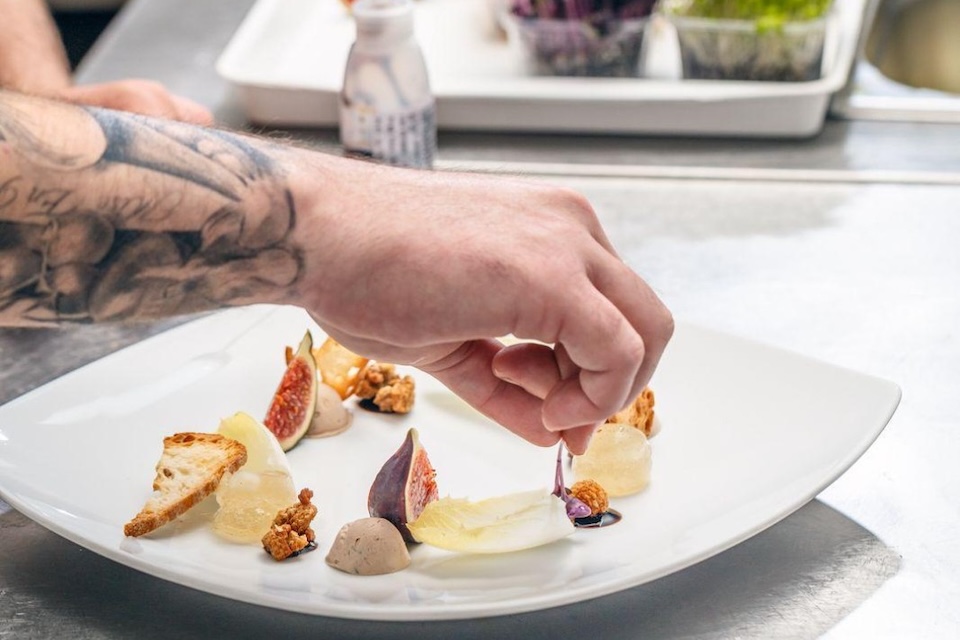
left=664, top=0, right=832, bottom=30
left=509, top=0, right=655, bottom=76
left=664, top=0, right=830, bottom=80
left=553, top=444, right=591, bottom=520
left=511, top=0, right=658, bottom=21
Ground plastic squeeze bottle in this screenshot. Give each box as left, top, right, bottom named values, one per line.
left=339, top=0, right=436, bottom=169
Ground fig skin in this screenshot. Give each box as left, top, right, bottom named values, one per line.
left=264, top=331, right=318, bottom=451
left=367, top=428, right=437, bottom=543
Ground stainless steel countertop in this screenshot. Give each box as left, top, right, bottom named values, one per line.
left=2, top=1, right=959, bottom=637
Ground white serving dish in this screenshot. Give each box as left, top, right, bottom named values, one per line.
left=216, top=0, right=866, bottom=138
left=0, top=304, right=899, bottom=620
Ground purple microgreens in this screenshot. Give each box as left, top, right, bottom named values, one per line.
left=553, top=443, right=591, bottom=520
left=512, top=0, right=657, bottom=20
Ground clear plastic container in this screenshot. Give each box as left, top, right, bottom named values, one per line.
left=340, top=0, right=436, bottom=168
left=508, top=16, right=648, bottom=78
left=666, top=13, right=829, bottom=82
left=485, top=0, right=511, bottom=32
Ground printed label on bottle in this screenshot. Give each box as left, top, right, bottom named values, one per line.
left=341, top=102, right=436, bottom=169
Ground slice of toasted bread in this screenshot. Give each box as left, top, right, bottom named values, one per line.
left=124, top=432, right=247, bottom=537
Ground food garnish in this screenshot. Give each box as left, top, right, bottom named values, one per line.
left=572, top=423, right=652, bottom=496
left=262, top=488, right=318, bottom=561
left=286, top=333, right=415, bottom=416
left=124, top=432, right=247, bottom=537
left=551, top=443, right=620, bottom=528
left=312, top=336, right=369, bottom=400
left=368, top=427, right=439, bottom=542
left=355, top=362, right=416, bottom=414
left=325, top=517, right=411, bottom=575
left=569, top=480, right=609, bottom=517
left=608, top=386, right=657, bottom=437
left=551, top=443, right=591, bottom=519
left=213, top=413, right=297, bottom=543
left=406, top=490, right=574, bottom=554
left=265, top=331, right=318, bottom=451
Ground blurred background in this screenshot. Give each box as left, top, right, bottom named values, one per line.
left=48, top=0, right=124, bottom=68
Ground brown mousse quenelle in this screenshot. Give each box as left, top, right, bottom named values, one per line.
left=325, top=517, right=411, bottom=575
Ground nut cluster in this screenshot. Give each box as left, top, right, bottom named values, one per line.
left=356, top=363, right=416, bottom=413
left=262, top=488, right=318, bottom=561
left=569, top=479, right=609, bottom=517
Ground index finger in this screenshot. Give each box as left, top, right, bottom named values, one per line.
left=541, top=257, right=672, bottom=431
left=423, top=339, right=562, bottom=448
left=541, top=285, right=646, bottom=432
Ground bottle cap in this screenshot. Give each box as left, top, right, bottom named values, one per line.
left=352, top=0, right=415, bottom=41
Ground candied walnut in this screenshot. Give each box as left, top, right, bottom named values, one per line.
left=262, top=524, right=309, bottom=561
left=273, top=488, right=318, bottom=536
left=261, top=488, right=318, bottom=561
left=608, top=387, right=656, bottom=437
left=570, top=480, right=609, bottom=517
left=355, top=363, right=396, bottom=399
left=373, top=376, right=415, bottom=413
left=356, top=363, right=415, bottom=414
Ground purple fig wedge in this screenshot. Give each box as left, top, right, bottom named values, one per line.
left=367, top=428, right=438, bottom=542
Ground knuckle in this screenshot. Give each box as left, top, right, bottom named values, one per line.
left=620, top=332, right=647, bottom=370
left=557, top=188, right=598, bottom=221
left=656, top=307, right=676, bottom=346
left=127, top=79, right=166, bottom=95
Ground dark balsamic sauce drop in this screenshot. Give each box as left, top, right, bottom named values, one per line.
left=292, top=540, right=319, bottom=556
left=574, top=508, right=623, bottom=529
left=358, top=398, right=381, bottom=412
left=267, top=539, right=319, bottom=560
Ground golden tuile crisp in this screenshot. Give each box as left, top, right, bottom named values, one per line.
left=608, top=387, right=656, bottom=436
left=313, top=338, right=369, bottom=399
left=284, top=336, right=368, bottom=399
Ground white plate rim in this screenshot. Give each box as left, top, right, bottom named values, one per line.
left=0, top=305, right=901, bottom=620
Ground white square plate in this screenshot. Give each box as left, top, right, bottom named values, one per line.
left=0, top=304, right=899, bottom=620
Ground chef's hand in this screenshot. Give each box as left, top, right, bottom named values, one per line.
left=293, top=159, right=673, bottom=454
left=58, top=80, right=213, bottom=125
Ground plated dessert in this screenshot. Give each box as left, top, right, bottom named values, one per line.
left=124, top=329, right=660, bottom=577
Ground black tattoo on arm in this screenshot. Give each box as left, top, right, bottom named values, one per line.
left=0, top=91, right=302, bottom=326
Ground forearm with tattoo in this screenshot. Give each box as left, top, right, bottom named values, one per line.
left=0, top=90, right=303, bottom=326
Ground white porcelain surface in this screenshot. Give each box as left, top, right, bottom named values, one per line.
left=0, top=304, right=899, bottom=620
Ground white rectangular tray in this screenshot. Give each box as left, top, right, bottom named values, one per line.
left=216, top=0, right=866, bottom=138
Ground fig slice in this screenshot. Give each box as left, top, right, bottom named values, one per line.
left=264, top=331, right=318, bottom=451
left=367, top=428, right=438, bottom=542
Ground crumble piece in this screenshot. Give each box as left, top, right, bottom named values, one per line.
left=569, top=480, right=609, bottom=517
left=356, top=363, right=416, bottom=414
left=262, top=524, right=309, bottom=561
left=262, top=488, right=318, bottom=561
